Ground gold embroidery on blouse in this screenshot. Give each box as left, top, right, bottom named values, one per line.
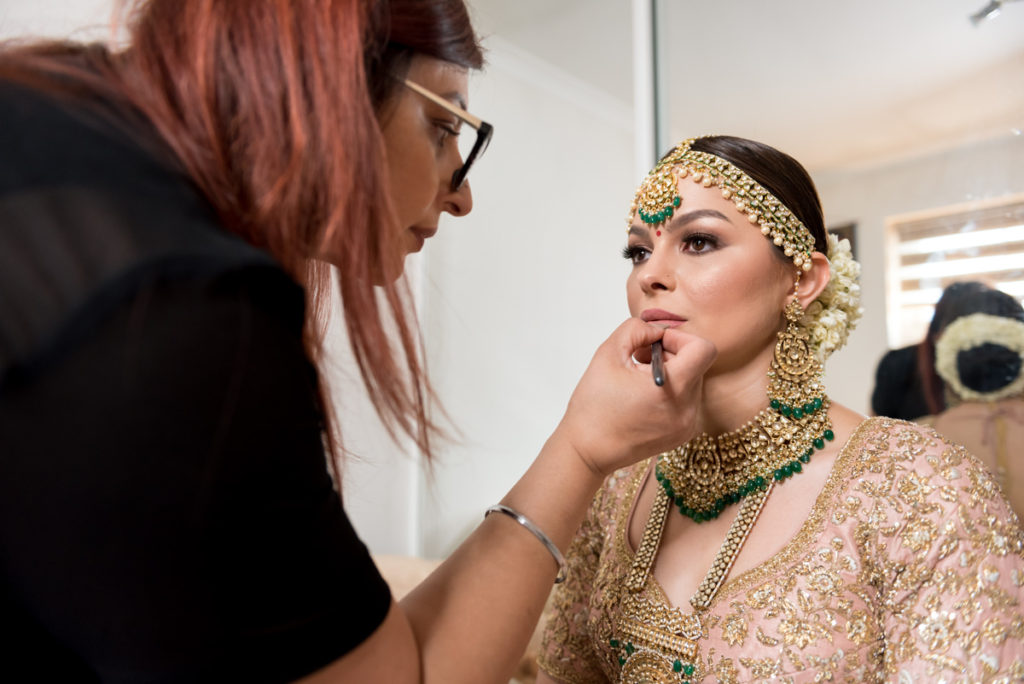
left=538, top=417, right=1024, bottom=683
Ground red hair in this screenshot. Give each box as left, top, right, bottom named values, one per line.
left=0, top=0, right=483, bottom=463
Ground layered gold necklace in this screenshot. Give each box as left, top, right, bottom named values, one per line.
left=655, top=399, right=834, bottom=523
left=611, top=477, right=772, bottom=683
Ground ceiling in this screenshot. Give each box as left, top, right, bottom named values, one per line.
left=468, top=0, right=1024, bottom=172
left=2, top=0, right=1021, bottom=173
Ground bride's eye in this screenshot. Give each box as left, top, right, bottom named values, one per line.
left=621, top=244, right=651, bottom=265
left=684, top=232, right=718, bottom=254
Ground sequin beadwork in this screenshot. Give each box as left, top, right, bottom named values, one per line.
left=537, top=418, right=1024, bottom=683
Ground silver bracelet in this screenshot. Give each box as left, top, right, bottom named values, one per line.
left=485, top=504, right=568, bottom=584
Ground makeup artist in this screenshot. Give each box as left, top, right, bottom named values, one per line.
left=0, top=1, right=714, bottom=682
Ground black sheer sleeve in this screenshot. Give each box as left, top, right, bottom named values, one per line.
left=0, top=272, right=391, bottom=683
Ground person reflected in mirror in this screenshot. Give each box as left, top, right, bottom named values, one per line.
left=0, top=2, right=717, bottom=682
left=923, top=286, right=1024, bottom=519
left=535, top=136, right=1024, bottom=684
left=870, top=281, right=989, bottom=421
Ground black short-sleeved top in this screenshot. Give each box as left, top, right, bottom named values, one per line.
left=0, top=79, right=390, bottom=682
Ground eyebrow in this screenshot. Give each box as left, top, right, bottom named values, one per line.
left=443, top=92, right=468, bottom=111
left=628, top=209, right=733, bottom=238
left=403, top=79, right=475, bottom=124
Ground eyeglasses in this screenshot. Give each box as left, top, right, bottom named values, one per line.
left=403, top=79, right=493, bottom=191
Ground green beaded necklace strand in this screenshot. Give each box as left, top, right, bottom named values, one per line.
left=654, top=396, right=835, bottom=523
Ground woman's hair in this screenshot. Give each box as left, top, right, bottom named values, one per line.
left=366, top=0, right=484, bottom=108
left=934, top=287, right=1024, bottom=397
left=0, top=0, right=483, bottom=463
left=688, top=136, right=828, bottom=255
left=917, top=281, right=991, bottom=414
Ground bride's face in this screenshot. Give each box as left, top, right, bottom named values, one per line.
left=624, top=177, right=796, bottom=374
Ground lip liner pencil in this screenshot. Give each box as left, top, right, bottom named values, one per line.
left=651, top=340, right=665, bottom=387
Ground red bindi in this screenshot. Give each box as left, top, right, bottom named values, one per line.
left=656, top=230, right=662, bottom=237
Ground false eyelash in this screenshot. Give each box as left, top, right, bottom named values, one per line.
left=621, top=244, right=649, bottom=261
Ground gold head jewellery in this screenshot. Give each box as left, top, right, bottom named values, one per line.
left=655, top=297, right=835, bottom=524
left=628, top=137, right=816, bottom=272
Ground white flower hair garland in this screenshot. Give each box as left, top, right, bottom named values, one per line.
left=799, top=233, right=863, bottom=361
left=935, top=313, right=1024, bottom=402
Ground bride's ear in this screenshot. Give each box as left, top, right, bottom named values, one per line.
left=795, top=251, right=831, bottom=309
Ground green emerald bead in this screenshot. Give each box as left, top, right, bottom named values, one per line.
left=825, top=429, right=835, bottom=441
left=625, top=642, right=635, bottom=655
left=791, top=460, right=802, bottom=473
left=675, top=496, right=684, bottom=506
left=673, top=196, right=681, bottom=207
left=755, top=475, right=766, bottom=487
left=781, top=406, right=792, bottom=417
left=814, top=438, right=825, bottom=450
left=799, top=452, right=811, bottom=464
left=770, top=399, right=782, bottom=410
left=773, top=469, right=784, bottom=481
left=673, top=659, right=683, bottom=673
left=813, top=397, right=823, bottom=410
left=684, top=663, right=695, bottom=675
left=793, top=408, right=804, bottom=419
left=619, top=656, right=626, bottom=666
left=610, top=638, right=619, bottom=648
left=655, top=469, right=664, bottom=481
left=803, top=402, right=815, bottom=413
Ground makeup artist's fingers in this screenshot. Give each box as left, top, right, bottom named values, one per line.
left=554, top=319, right=716, bottom=477
left=610, top=317, right=666, bottom=363
left=658, top=327, right=717, bottom=379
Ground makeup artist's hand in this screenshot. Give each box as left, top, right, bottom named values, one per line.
left=553, top=318, right=716, bottom=478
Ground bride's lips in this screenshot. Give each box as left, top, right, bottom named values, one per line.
left=641, top=309, right=685, bottom=327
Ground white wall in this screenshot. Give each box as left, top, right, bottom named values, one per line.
left=0, top=0, right=116, bottom=41
left=413, top=37, right=635, bottom=558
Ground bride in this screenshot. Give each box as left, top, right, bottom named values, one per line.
left=536, top=136, right=1024, bottom=683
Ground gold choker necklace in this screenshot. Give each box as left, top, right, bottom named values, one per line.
left=655, top=398, right=834, bottom=523
left=612, top=476, right=774, bottom=683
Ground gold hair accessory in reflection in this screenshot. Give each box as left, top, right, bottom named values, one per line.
left=654, top=298, right=834, bottom=524
left=628, top=137, right=816, bottom=271
left=935, top=313, right=1024, bottom=402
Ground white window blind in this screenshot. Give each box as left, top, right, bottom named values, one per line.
left=884, top=193, right=1024, bottom=347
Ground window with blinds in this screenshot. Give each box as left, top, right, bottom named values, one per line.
left=884, top=193, right=1024, bottom=347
